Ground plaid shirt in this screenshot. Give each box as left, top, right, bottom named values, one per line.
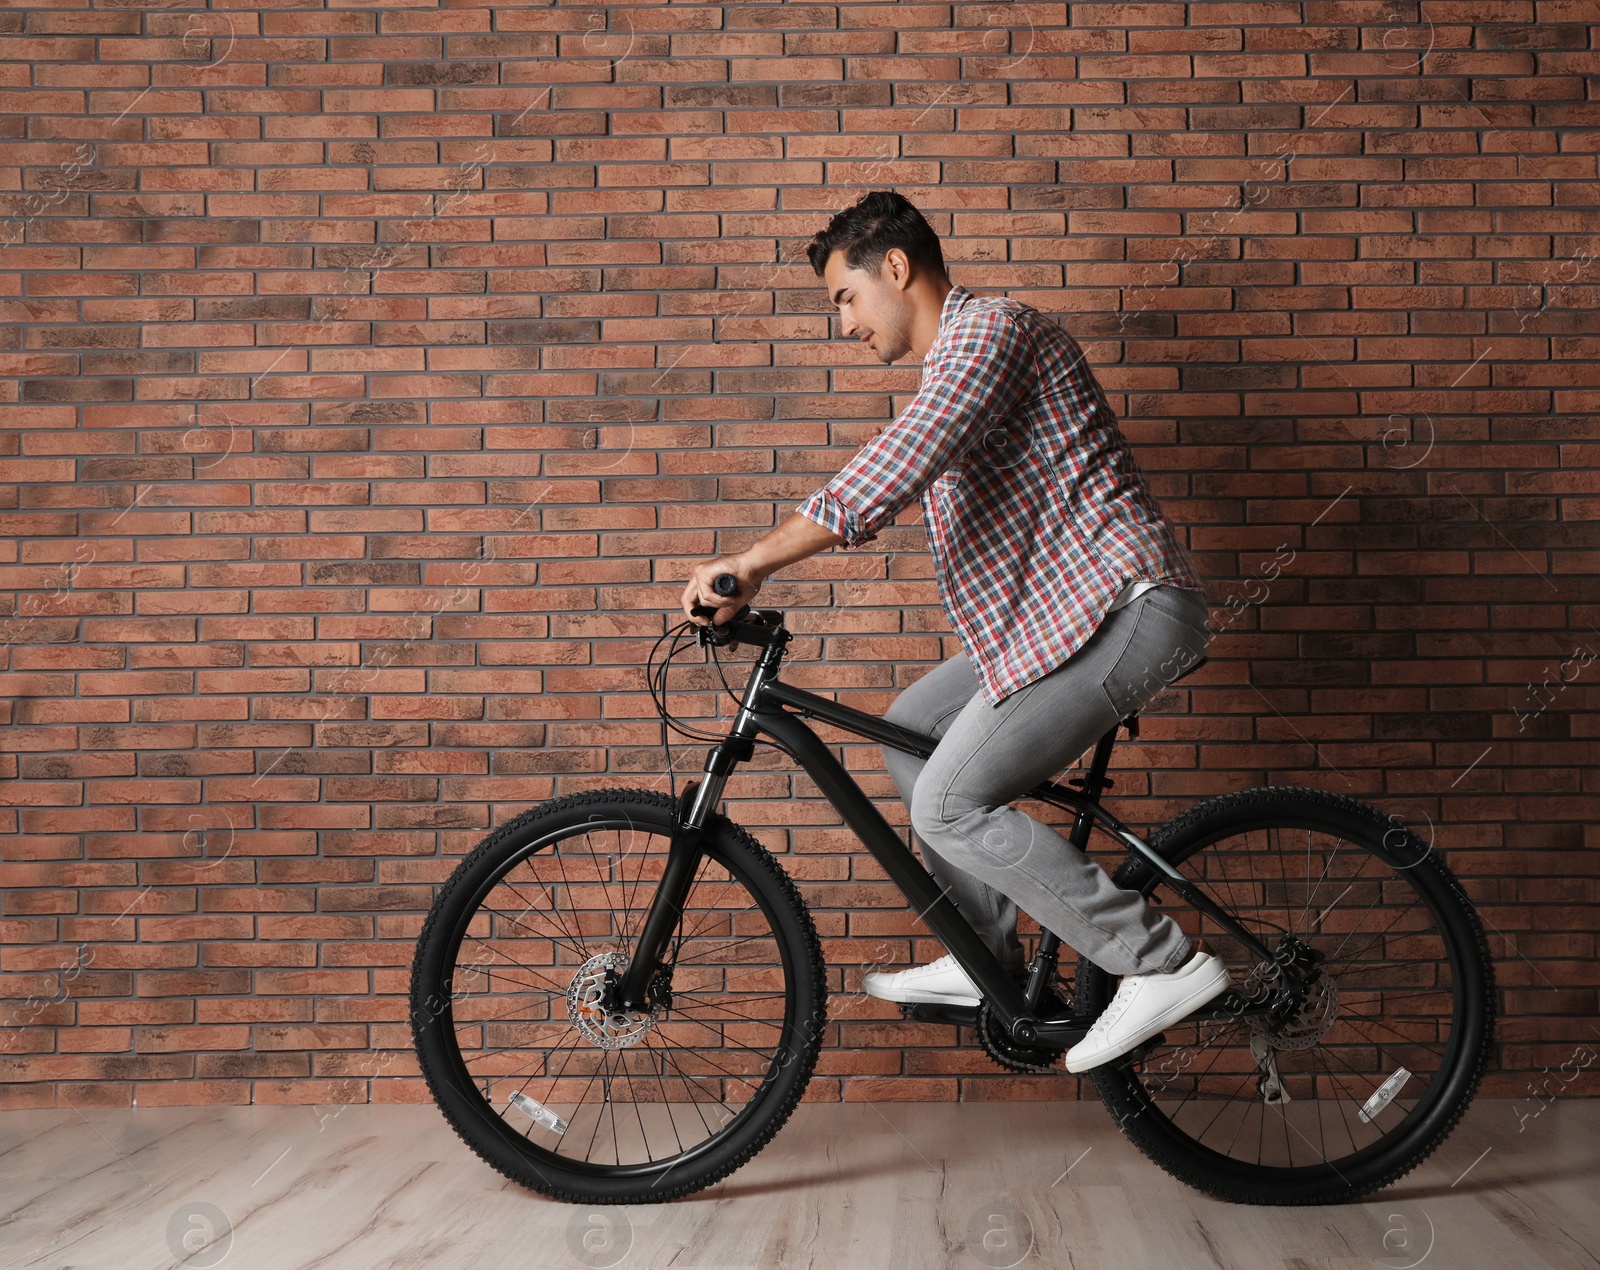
left=796, top=283, right=1206, bottom=706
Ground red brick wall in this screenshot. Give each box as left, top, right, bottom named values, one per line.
left=2, top=2, right=1597, bottom=1110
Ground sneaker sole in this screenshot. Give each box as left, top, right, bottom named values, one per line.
left=864, top=987, right=982, bottom=1007
left=1065, top=966, right=1232, bottom=1073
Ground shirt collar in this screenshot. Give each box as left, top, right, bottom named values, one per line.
left=937, top=283, right=973, bottom=335
left=928, top=276, right=972, bottom=356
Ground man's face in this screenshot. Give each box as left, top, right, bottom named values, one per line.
left=823, top=248, right=914, bottom=364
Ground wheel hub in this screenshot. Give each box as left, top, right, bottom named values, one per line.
left=1247, top=944, right=1339, bottom=1052
left=566, top=952, right=658, bottom=1050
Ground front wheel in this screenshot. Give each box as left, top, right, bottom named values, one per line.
left=1078, top=784, right=1495, bottom=1205
left=410, top=788, right=827, bottom=1204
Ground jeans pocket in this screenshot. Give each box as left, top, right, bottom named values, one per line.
left=1142, top=584, right=1212, bottom=634
left=1099, top=589, right=1213, bottom=718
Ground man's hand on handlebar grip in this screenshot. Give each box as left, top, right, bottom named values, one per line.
left=681, top=557, right=762, bottom=626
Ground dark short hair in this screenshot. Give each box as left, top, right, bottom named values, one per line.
left=805, top=189, right=947, bottom=281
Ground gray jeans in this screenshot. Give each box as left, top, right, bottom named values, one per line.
left=881, top=584, right=1213, bottom=978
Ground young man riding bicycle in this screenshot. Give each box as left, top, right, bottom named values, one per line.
left=681, top=189, right=1231, bottom=1073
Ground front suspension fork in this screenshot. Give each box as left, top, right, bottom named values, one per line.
left=612, top=737, right=752, bottom=1010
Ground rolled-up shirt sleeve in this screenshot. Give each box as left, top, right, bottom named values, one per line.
left=795, top=307, right=1036, bottom=551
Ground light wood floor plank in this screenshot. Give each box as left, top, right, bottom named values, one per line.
left=0, top=1100, right=1592, bottom=1269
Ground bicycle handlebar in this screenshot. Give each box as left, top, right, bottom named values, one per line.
left=688, top=572, right=782, bottom=650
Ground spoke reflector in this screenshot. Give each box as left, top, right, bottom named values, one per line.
left=509, top=1090, right=569, bottom=1135
left=1358, top=1066, right=1411, bottom=1124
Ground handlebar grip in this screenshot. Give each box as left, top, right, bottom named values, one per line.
left=689, top=572, right=743, bottom=623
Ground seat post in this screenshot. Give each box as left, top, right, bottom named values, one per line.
left=1068, top=717, right=1127, bottom=819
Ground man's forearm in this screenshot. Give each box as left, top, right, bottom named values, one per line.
left=682, top=511, right=843, bottom=623
left=737, top=512, right=843, bottom=580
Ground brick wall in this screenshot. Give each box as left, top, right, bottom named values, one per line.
left=2, top=1, right=1598, bottom=1111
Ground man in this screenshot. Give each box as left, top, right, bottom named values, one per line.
left=680, top=190, right=1229, bottom=1073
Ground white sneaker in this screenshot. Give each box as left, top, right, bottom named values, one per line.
left=1064, top=948, right=1232, bottom=1073
left=863, top=953, right=982, bottom=1007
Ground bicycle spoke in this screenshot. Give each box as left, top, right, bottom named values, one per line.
left=1223, top=1080, right=1257, bottom=1158
left=1331, top=901, right=1437, bottom=972
left=1310, top=1042, right=1367, bottom=1155
left=608, top=1064, right=623, bottom=1167
left=580, top=1060, right=611, bottom=1165
left=498, top=875, right=589, bottom=961
left=460, top=1022, right=574, bottom=1075
left=661, top=1010, right=790, bottom=1069
left=647, top=1043, right=688, bottom=1160
left=674, top=875, right=752, bottom=951
left=545, top=839, right=594, bottom=960
left=493, top=1033, right=585, bottom=1113
left=1325, top=1003, right=1448, bottom=1061
left=668, top=994, right=787, bottom=1030
left=475, top=898, right=590, bottom=966
left=581, top=831, right=626, bottom=950
left=1185, top=1066, right=1260, bottom=1145
left=1320, top=883, right=1390, bottom=967
left=648, top=1041, right=732, bottom=1140
left=1156, top=1018, right=1252, bottom=1120
left=461, top=997, right=566, bottom=1031
left=674, top=926, right=780, bottom=964
left=458, top=934, right=569, bottom=997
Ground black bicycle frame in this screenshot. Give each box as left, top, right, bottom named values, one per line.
left=617, top=614, right=1290, bottom=1043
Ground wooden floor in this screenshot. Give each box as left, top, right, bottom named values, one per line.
left=2, top=1098, right=1595, bottom=1268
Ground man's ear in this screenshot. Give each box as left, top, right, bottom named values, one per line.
left=883, top=246, right=914, bottom=290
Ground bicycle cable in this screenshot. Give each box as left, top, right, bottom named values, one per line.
left=647, top=614, right=786, bottom=814
left=699, top=626, right=786, bottom=757
left=708, top=634, right=755, bottom=712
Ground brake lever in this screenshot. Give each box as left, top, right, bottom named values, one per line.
left=689, top=602, right=751, bottom=646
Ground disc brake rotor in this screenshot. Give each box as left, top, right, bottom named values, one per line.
left=1249, top=966, right=1339, bottom=1051
left=566, top=952, right=657, bottom=1050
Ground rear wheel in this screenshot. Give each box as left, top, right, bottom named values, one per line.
left=410, top=788, right=827, bottom=1203
left=1077, top=785, right=1495, bottom=1204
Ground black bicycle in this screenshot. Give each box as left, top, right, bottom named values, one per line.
left=410, top=576, right=1495, bottom=1205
